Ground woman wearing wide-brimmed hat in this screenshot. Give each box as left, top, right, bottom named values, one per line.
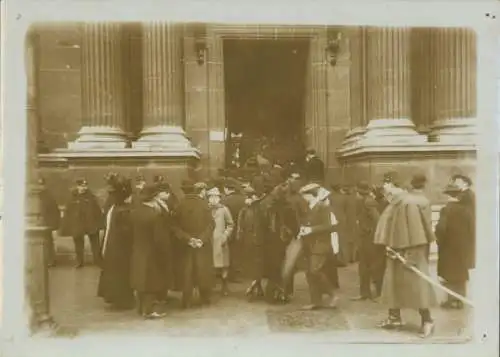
left=206, top=186, right=234, bottom=296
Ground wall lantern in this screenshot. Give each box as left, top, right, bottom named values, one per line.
left=193, top=24, right=207, bottom=66
left=325, top=29, right=343, bottom=66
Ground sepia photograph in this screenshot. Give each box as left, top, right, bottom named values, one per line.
left=1, top=1, right=498, bottom=357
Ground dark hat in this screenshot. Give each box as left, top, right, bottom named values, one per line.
left=153, top=175, right=165, bottom=183
left=140, top=184, right=158, bottom=202
left=181, top=179, right=195, bottom=192
left=135, top=175, right=146, bottom=182
left=224, top=177, right=241, bottom=190
left=356, top=181, right=372, bottom=195
left=443, top=183, right=461, bottom=195
left=410, top=174, right=427, bottom=189
left=75, top=178, right=88, bottom=186
left=107, top=174, right=132, bottom=200
left=242, top=186, right=256, bottom=196
left=306, top=148, right=316, bottom=155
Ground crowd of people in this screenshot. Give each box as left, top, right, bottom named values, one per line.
left=37, top=148, right=476, bottom=338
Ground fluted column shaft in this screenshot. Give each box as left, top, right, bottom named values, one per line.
left=134, top=22, right=195, bottom=153
left=69, top=23, right=127, bottom=149
left=429, top=28, right=477, bottom=143
left=25, top=29, right=54, bottom=329
left=362, top=27, right=423, bottom=143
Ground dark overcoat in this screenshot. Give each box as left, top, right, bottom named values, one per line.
left=237, top=197, right=270, bottom=280
left=171, top=194, right=215, bottom=291
left=39, top=188, right=61, bottom=231
left=223, top=192, right=246, bottom=238
left=60, top=190, right=104, bottom=237
left=97, top=203, right=134, bottom=307
left=458, top=189, right=476, bottom=269
left=130, top=204, right=168, bottom=294
left=304, top=157, right=325, bottom=183
left=435, top=200, right=473, bottom=282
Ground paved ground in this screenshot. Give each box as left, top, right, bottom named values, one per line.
left=47, top=261, right=472, bottom=342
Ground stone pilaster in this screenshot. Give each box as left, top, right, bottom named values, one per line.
left=342, top=27, right=367, bottom=150
left=304, top=28, right=329, bottom=163
left=134, top=22, right=197, bottom=155
left=361, top=27, right=424, bottom=144
left=69, top=23, right=128, bottom=149
left=25, top=28, right=55, bottom=331
left=429, top=28, right=477, bottom=144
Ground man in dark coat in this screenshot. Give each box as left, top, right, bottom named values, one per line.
left=153, top=182, right=176, bottom=304
left=98, top=174, right=135, bottom=310
left=435, top=183, right=474, bottom=310
left=222, top=178, right=246, bottom=282
left=298, top=183, right=338, bottom=310
left=339, top=185, right=359, bottom=265
left=130, top=184, right=168, bottom=319
left=39, top=178, right=61, bottom=267
left=304, top=149, right=325, bottom=183
left=351, top=181, right=382, bottom=301
left=171, top=180, right=215, bottom=308
left=374, top=173, right=437, bottom=338
left=451, top=174, right=476, bottom=270
left=60, top=178, right=104, bottom=268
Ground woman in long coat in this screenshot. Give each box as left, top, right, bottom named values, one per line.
left=435, top=183, right=473, bottom=310
left=207, top=186, right=234, bottom=296
left=97, top=174, right=135, bottom=310
left=238, top=185, right=269, bottom=300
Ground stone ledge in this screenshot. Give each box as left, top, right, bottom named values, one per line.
left=39, top=148, right=201, bottom=166
left=337, top=141, right=477, bottom=160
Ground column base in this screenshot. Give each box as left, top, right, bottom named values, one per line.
left=428, top=118, right=477, bottom=145
left=360, top=118, right=427, bottom=145
left=68, top=126, right=128, bottom=150
left=133, top=125, right=199, bottom=153
left=340, top=126, right=367, bottom=151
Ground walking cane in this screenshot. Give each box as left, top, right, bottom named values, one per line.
left=386, top=246, right=474, bottom=308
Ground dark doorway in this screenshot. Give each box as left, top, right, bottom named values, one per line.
left=223, top=39, right=310, bottom=169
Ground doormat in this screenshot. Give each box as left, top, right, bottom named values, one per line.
left=266, top=309, right=350, bottom=332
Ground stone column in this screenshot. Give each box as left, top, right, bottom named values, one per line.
left=342, top=27, right=367, bottom=149
left=429, top=28, right=477, bottom=144
left=134, top=22, right=196, bottom=155
left=25, top=29, right=55, bottom=331
left=362, top=27, right=424, bottom=144
left=69, top=23, right=128, bottom=149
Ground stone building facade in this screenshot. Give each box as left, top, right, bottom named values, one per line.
left=29, top=23, right=477, bottom=204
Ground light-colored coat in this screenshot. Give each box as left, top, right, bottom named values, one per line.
left=211, top=204, right=234, bottom=268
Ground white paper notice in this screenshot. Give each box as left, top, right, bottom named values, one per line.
left=209, top=130, right=225, bottom=142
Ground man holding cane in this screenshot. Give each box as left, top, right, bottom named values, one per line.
left=374, top=173, right=437, bottom=338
